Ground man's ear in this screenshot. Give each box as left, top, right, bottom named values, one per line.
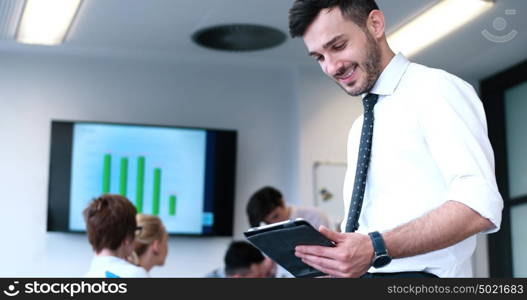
left=123, top=236, right=133, bottom=246
left=367, top=10, right=385, bottom=40
left=151, top=239, right=160, bottom=254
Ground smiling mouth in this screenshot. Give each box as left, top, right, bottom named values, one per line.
left=336, top=65, right=358, bottom=84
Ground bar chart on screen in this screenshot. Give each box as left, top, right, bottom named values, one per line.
left=100, top=153, right=178, bottom=217
left=68, top=123, right=207, bottom=234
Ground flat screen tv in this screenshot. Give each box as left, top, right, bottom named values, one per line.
left=47, top=120, right=237, bottom=236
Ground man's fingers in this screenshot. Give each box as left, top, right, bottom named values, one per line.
left=299, top=253, right=342, bottom=270
left=299, top=255, right=345, bottom=278
left=301, top=255, right=365, bottom=278
left=295, top=245, right=335, bottom=258
left=318, top=225, right=345, bottom=242
left=295, top=227, right=346, bottom=255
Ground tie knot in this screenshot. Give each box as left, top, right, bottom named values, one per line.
left=362, top=93, right=378, bottom=112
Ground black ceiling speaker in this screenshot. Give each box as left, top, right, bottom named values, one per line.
left=192, top=24, right=286, bottom=51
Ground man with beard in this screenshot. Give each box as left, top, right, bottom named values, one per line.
left=289, top=0, right=503, bottom=278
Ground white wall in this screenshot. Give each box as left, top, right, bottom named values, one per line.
left=294, top=65, right=362, bottom=209
left=0, top=52, right=298, bottom=277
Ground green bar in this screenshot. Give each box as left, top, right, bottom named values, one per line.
left=119, top=157, right=128, bottom=196
left=102, top=154, right=111, bottom=193
left=169, top=195, right=176, bottom=216
left=135, top=156, right=145, bottom=213
left=152, top=168, right=161, bottom=215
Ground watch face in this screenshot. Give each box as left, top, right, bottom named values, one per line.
left=373, top=255, right=392, bottom=268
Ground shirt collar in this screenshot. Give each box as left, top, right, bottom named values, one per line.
left=364, top=52, right=410, bottom=98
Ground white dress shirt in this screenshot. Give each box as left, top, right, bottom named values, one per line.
left=290, top=205, right=332, bottom=230
left=85, top=256, right=149, bottom=278
left=340, top=53, right=503, bottom=277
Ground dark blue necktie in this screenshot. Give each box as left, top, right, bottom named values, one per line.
left=345, top=93, right=378, bottom=232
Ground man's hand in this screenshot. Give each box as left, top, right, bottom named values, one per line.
left=295, top=226, right=374, bottom=278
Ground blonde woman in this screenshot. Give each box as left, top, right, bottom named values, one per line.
left=129, top=214, right=169, bottom=274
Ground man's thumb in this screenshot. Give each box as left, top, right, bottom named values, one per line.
left=318, top=225, right=345, bottom=242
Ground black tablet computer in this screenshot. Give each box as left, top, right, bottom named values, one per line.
left=244, top=218, right=335, bottom=278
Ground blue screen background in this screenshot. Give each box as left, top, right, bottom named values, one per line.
left=69, top=123, right=207, bottom=234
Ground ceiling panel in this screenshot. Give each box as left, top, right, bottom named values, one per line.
left=0, top=0, right=526, bottom=82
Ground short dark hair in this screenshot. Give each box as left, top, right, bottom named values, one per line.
left=246, top=186, right=284, bottom=227
left=83, top=194, right=137, bottom=253
left=224, top=241, right=265, bottom=277
left=289, top=0, right=379, bottom=37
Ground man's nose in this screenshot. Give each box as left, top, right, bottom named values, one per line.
left=324, top=56, right=345, bottom=78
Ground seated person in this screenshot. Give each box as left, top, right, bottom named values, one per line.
left=206, top=241, right=275, bottom=278
left=246, top=186, right=331, bottom=230
left=128, top=214, right=169, bottom=274
left=84, top=194, right=148, bottom=277
left=246, top=187, right=333, bottom=278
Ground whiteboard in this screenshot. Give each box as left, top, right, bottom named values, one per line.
left=313, top=162, right=347, bottom=227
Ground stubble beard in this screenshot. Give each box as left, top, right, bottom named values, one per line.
left=339, top=34, right=382, bottom=97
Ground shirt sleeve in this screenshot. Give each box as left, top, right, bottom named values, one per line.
left=416, top=70, right=503, bottom=233
left=131, top=266, right=150, bottom=278
left=314, top=208, right=332, bottom=229
left=295, top=206, right=332, bottom=230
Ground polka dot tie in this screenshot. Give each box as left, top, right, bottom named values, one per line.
left=345, top=93, right=378, bottom=232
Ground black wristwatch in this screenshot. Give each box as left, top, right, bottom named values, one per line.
left=368, top=231, right=392, bottom=268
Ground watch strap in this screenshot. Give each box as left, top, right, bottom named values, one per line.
left=368, top=231, right=387, bottom=256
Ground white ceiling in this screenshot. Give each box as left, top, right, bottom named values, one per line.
left=1, top=0, right=526, bottom=82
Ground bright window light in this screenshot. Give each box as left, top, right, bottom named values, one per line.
left=16, top=0, right=82, bottom=46
left=387, top=0, right=494, bottom=57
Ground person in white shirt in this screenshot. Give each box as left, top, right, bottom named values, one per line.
left=246, top=186, right=333, bottom=277
left=128, top=214, right=169, bottom=274
left=84, top=194, right=148, bottom=278
left=246, top=186, right=332, bottom=230
left=289, top=0, right=503, bottom=278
